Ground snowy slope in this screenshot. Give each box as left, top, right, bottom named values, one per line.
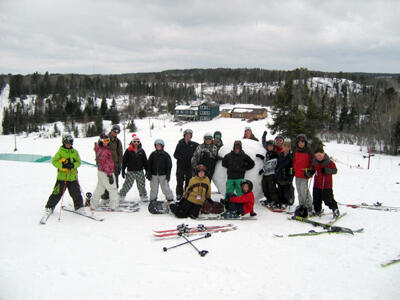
left=0, top=118, right=400, bottom=300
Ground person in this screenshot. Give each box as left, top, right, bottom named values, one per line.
left=44, top=135, right=85, bottom=215
left=191, top=132, right=218, bottom=180
left=119, top=134, right=149, bottom=202
left=147, top=139, right=174, bottom=213
left=257, top=140, right=280, bottom=207
left=243, top=126, right=259, bottom=141
left=275, top=141, right=295, bottom=207
left=293, top=134, right=314, bottom=217
left=306, top=147, right=340, bottom=218
left=213, top=131, right=224, bottom=150
left=274, top=135, right=284, bottom=155
left=169, top=164, right=211, bottom=219
left=101, top=124, right=123, bottom=201
left=221, top=179, right=256, bottom=218
left=222, top=140, right=255, bottom=197
left=173, top=129, right=199, bottom=202
left=91, top=133, right=120, bottom=210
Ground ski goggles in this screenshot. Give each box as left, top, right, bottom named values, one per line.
left=102, top=138, right=110, bottom=143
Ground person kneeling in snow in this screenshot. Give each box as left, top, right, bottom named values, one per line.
left=221, top=179, right=256, bottom=218
left=170, top=164, right=211, bottom=218
left=91, top=133, right=120, bottom=210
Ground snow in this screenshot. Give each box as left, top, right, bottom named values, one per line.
left=1, top=117, right=400, bottom=300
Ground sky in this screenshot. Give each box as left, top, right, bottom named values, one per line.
left=0, top=0, right=399, bottom=75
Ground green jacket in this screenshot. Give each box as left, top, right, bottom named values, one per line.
left=108, top=132, right=123, bottom=167
left=52, top=146, right=81, bottom=181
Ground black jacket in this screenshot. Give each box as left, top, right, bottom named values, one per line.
left=173, top=138, right=199, bottom=170
left=148, top=150, right=172, bottom=178
left=276, top=151, right=294, bottom=184
left=122, top=143, right=148, bottom=172
left=222, top=150, right=255, bottom=179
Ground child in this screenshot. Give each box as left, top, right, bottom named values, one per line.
left=275, top=141, right=295, bottom=207
left=147, top=139, right=174, bottom=214
left=170, top=164, right=211, bottom=219
left=221, top=179, right=256, bottom=218
left=222, top=140, right=255, bottom=197
left=119, top=135, right=149, bottom=202
left=306, top=147, right=340, bottom=217
left=274, top=135, right=284, bottom=154
left=91, top=133, right=120, bottom=210
left=257, top=140, right=279, bottom=207
left=293, top=134, right=314, bottom=217
left=43, top=135, right=85, bottom=216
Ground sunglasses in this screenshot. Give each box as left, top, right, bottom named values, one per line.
left=133, top=140, right=140, bottom=144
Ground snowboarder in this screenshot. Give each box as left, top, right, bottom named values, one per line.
left=91, top=133, right=120, bottom=210
left=173, top=129, right=199, bottom=202
left=221, top=140, right=255, bottom=197
left=213, top=131, right=224, bottom=151
left=119, top=134, right=149, bottom=202
left=306, top=147, right=340, bottom=218
left=293, top=134, right=314, bottom=217
left=101, top=124, right=123, bottom=201
left=191, top=132, right=218, bottom=180
left=275, top=141, right=295, bottom=207
left=243, top=126, right=259, bottom=141
left=169, top=164, right=211, bottom=219
left=44, top=135, right=85, bottom=215
left=147, top=139, right=174, bottom=213
left=221, top=179, right=256, bottom=218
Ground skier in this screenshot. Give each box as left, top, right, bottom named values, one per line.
left=257, top=140, right=280, bottom=207
left=306, top=147, right=340, bottom=218
left=101, top=124, right=123, bottom=201
left=119, top=134, right=149, bottom=202
left=213, top=131, right=224, bottom=151
left=243, top=126, right=259, bottom=141
left=91, top=133, right=120, bottom=210
left=222, top=140, right=255, bottom=197
left=191, top=132, right=218, bottom=180
left=221, top=179, right=256, bottom=218
left=169, top=164, right=211, bottom=219
left=43, top=135, right=85, bottom=216
left=275, top=141, right=295, bottom=207
left=147, top=139, right=174, bottom=214
left=293, top=134, right=314, bottom=217
left=173, top=129, right=199, bottom=202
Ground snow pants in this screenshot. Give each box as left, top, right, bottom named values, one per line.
left=312, top=187, right=338, bottom=213
left=295, top=177, right=313, bottom=213
left=277, top=183, right=294, bottom=206
left=46, top=180, right=83, bottom=210
left=91, top=171, right=119, bottom=209
left=150, top=175, right=174, bottom=201
left=170, top=199, right=201, bottom=219
left=119, top=170, right=147, bottom=197
left=225, top=178, right=243, bottom=197
left=176, top=168, right=192, bottom=199
left=262, top=174, right=279, bottom=204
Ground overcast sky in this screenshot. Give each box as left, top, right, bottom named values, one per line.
left=0, top=0, right=399, bottom=75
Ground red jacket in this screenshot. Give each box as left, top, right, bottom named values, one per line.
left=293, top=146, right=313, bottom=178
left=230, top=192, right=255, bottom=215
left=311, top=154, right=337, bottom=189
left=275, top=145, right=283, bottom=155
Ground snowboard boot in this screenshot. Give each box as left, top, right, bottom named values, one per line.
left=333, top=209, right=340, bottom=218
left=148, top=200, right=169, bottom=214
left=220, top=210, right=240, bottom=219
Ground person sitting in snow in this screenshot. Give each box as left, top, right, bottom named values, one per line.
left=306, top=147, right=340, bottom=218
left=170, top=164, right=211, bottom=219
left=43, top=135, right=85, bottom=215
left=221, top=179, right=256, bottom=218
left=119, top=134, right=149, bottom=202
left=243, top=126, right=259, bottom=141
left=91, top=133, right=120, bottom=210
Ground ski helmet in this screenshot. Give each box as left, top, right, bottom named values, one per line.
left=274, top=134, right=284, bottom=143
left=213, top=131, right=222, bottom=139
left=183, top=129, right=193, bottom=137
left=111, top=124, right=121, bottom=134
left=154, top=139, right=165, bottom=147
left=62, top=134, right=74, bottom=145
left=240, top=179, right=253, bottom=192
left=203, top=132, right=213, bottom=140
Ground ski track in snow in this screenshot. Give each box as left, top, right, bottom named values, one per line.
left=0, top=117, right=400, bottom=300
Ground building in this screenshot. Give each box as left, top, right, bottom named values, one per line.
left=174, top=101, right=220, bottom=121
left=220, top=104, right=268, bottom=120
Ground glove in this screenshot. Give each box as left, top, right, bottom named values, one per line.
left=121, top=169, right=126, bottom=179
left=321, top=168, right=326, bottom=174
left=262, top=131, right=267, bottom=139
left=115, top=166, right=121, bottom=176
left=256, top=154, right=265, bottom=160
left=146, top=172, right=152, bottom=181
left=258, top=169, right=264, bottom=175
left=108, top=175, right=114, bottom=185
left=63, top=161, right=74, bottom=169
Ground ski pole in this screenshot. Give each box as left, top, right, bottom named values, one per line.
left=163, top=233, right=212, bottom=252
left=180, top=234, right=209, bottom=257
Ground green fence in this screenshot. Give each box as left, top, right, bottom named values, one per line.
left=0, top=153, right=96, bottom=167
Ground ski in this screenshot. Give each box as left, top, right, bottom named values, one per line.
left=198, top=215, right=257, bottom=220
left=327, top=212, right=347, bottom=225
left=39, top=211, right=52, bottom=224
left=153, top=224, right=237, bottom=238
left=288, top=215, right=357, bottom=235
left=338, top=202, right=400, bottom=212
left=274, top=227, right=364, bottom=238
left=381, top=255, right=400, bottom=268
left=153, top=223, right=234, bottom=234
left=94, top=206, right=140, bottom=213
left=62, top=206, right=105, bottom=222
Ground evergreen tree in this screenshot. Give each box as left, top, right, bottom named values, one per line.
left=127, top=119, right=137, bottom=132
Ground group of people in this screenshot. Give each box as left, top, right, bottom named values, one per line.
left=43, top=124, right=340, bottom=220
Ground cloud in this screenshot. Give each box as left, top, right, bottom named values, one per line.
left=0, top=0, right=399, bottom=74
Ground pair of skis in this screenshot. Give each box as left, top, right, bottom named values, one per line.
left=153, top=223, right=237, bottom=238
left=339, top=202, right=400, bottom=212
